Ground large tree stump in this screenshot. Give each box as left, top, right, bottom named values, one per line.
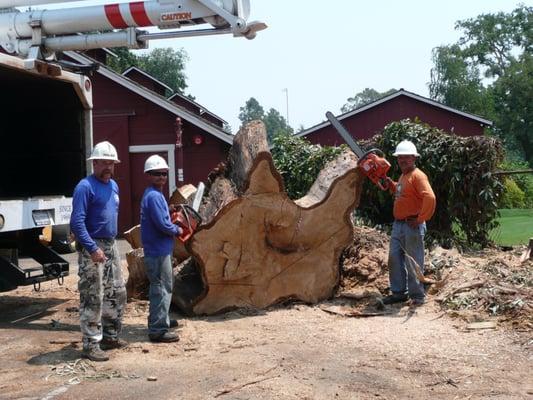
left=173, top=121, right=364, bottom=315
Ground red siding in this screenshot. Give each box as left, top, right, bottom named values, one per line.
left=90, top=72, right=229, bottom=232
left=305, top=95, right=487, bottom=146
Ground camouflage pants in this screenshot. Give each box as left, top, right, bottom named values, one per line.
left=78, top=239, right=126, bottom=350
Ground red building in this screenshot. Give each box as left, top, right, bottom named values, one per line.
left=65, top=51, right=232, bottom=233
left=297, top=89, right=492, bottom=146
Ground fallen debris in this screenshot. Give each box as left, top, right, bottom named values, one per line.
left=466, top=321, right=497, bottom=330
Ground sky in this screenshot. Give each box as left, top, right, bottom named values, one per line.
left=158, top=0, right=523, bottom=132
left=35, top=0, right=525, bottom=132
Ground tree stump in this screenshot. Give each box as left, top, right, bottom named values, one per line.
left=173, top=121, right=364, bottom=315
left=124, top=248, right=148, bottom=300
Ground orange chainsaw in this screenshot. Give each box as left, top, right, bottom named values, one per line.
left=170, top=183, right=204, bottom=243
left=326, top=111, right=391, bottom=190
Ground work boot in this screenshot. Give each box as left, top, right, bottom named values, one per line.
left=409, top=297, right=425, bottom=307
left=149, top=331, right=180, bottom=343
left=81, top=346, right=109, bottom=362
left=170, top=319, right=179, bottom=328
left=382, top=293, right=408, bottom=305
left=100, top=337, right=129, bottom=351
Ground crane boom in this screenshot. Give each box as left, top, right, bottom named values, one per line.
left=0, top=0, right=266, bottom=58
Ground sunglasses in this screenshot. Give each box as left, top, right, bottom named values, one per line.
left=149, top=171, right=168, bottom=177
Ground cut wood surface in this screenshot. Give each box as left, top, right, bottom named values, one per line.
left=125, top=248, right=148, bottom=300
left=173, top=121, right=364, bottom=315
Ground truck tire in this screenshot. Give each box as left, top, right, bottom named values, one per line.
left=51, top=225, right=76, bottom=254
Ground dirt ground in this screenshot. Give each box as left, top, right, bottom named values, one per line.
left=1, top=236, right=532, bottom=400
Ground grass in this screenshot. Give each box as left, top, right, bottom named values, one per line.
left=490, top=209, right=533, bottom=246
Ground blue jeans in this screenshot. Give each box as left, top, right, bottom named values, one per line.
left=388, top=221, right=426, bottom=300
left=144, top=254, right=173, bottom=335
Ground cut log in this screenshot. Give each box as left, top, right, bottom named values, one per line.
left=125, top=248, right=149, bottom=300
left=173, top=121, right=364, bottom=315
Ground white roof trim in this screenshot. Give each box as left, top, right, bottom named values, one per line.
left=296, top=89, right=493, bottom=138
left=122, top=66, right=173, bottom=93
left=168, top=92, right=227, bottom=124
left=66, top=51, right=233, bottom=145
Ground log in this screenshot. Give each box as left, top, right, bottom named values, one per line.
left=172, top=121, right=364, bottom=315
left=125, top=248, right=149, bottom=300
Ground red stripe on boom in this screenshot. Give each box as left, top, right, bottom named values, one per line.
left=104, top=4, right=128, bottom=29
left=129, top=2, right=152, bottom=27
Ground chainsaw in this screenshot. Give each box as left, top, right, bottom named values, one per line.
left=170, top=182, right=205, bottom=243
left=326, top=111, right=391, bottom=191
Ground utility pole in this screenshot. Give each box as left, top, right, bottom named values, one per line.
left=282, top=88, right=289, bottom=125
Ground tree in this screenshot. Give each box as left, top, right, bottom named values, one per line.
left=238, top=98, right=293, bottom=142
left=341, top=88, right=397, bottom=113
left=263, top=108, right=293, bottom=141
left=429, top=5, right=533, bottom=166
left=238, top=97, right=265, bottom=123
left=137, top=48, right=188, bottom=94
left=106, top=47, right=189, bottom=95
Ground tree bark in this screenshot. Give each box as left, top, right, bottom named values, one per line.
left=172, top=121, right=363, bottom=315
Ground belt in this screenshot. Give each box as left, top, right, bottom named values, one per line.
left=395, top=215, right=418, bottom=222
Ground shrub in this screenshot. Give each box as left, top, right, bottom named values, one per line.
left=499, top=178, right=526, bottom=208
left=271, top=133, right=343, bottom=199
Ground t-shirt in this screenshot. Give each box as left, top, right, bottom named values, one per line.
left=392, top=168, right=436, bottom=222
left=140, top=186, right=179, bottom=257
left=70, top=175, right=119, bottom=253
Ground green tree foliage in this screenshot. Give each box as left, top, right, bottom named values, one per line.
left=499, top=178, right=526, bottom=209
left=238, top=98, right=293, bottom=142
left=429, top=5, right=533, bottom=166
left=341, top=88, right=397, bottom=113
left=106, top=47, right=188, bottom=95
left=358, top=119, right=505, bottom=248
left=238, top=97, right=265, bottom=123
left=499, top=159, right=533, bottom=208
left=271, top=133, right=343, bottom=199
left=263, top=108, right=293, bottom=142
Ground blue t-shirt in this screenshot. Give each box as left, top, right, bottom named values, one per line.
left=70, top=175, right=119, bottom=254
left=140, top=186, right=179, bottom=257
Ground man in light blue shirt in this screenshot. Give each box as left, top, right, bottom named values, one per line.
left=70, top=141, right=127, bottom=361
left=140, top=155, right=181, bottom=343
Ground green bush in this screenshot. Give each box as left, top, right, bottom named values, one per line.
left=499, top=159, right=533, bottom=208
left=271, top=133, right=343, bottom=199
left=499, top=178, right=526, bottom=208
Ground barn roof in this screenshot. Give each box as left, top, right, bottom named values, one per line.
left=65, top=51, right=233, bottom=145
left=296, top=89, right=493, bottom=138
left=168, top=92, right=227, bottom=125
left=122, top=66, right=174, bottom=93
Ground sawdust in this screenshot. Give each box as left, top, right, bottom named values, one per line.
left=339, top=226, right=533, bottom=332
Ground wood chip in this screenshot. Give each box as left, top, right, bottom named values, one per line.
left=147, top=376, right=157, bottom=381
left=466, top=321, right=497, bottom=330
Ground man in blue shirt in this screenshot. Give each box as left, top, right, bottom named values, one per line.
left=141, top=155, right=182, bottom=343
left=70, top=141, right=127, bottom=361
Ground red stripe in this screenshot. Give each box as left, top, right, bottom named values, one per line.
left=129, top=2, right=152, bottom=27
left=104, top=4, right=128, bottom=29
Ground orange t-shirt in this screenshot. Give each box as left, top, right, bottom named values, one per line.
left=392, top=168, right=436, bottom=223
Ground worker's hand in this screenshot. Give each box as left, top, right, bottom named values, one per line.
left=385, top=177, right=396, bottom=193
left=90, top=248, right=107, bottom=264
left=406, top=218, right=420, bottom=229
left=169, top=203, right=176, bottom=212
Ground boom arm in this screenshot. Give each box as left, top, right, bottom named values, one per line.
left=0, top=0, right=266, bottom=58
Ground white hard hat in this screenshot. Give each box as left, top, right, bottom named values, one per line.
left=87, top=141, right=120, bottom=163
left=144, top=155, right=169, bottom=172
left=392, top=140, right=419, bottom=157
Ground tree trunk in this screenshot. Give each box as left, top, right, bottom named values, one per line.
left=172, top=121, right=364, bottom=315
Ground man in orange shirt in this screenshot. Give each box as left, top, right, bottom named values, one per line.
left=383, top=140, right=436, bottom=306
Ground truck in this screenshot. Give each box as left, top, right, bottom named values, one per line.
left=0, top=0, right=265, bottom=291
